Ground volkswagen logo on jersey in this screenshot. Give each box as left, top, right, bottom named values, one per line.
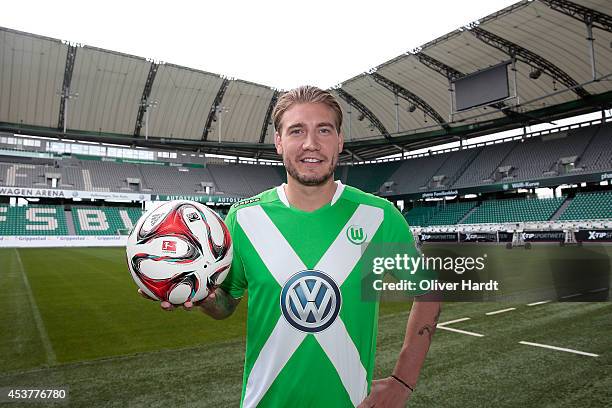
left=280, top=270, right=342, bottom=333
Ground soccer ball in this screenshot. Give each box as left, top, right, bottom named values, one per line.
left=126, top=200, right=232, bottom=305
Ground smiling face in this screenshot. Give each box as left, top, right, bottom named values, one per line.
left=275, top=102, right=343, bottom=187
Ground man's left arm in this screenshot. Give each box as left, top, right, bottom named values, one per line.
left=359, top=203, right=441, bottom=407
left=359, top=295, right=441, bottom=407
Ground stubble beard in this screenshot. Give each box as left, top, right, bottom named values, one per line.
left=284, top=153, right=338, bottom=186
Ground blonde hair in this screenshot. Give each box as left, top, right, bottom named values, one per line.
left=272, top=85, right=343, bottom=133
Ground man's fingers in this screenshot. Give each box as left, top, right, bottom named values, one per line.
left=182, top=300, right=194, bottom=310
left=357, top=396, right=374, bottom=408
left=138, top=289, right=155, bottom=301
left=160, top=301, right=175, bottom=311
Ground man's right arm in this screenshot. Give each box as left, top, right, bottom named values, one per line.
left=198, top=287, right=240, bottom=320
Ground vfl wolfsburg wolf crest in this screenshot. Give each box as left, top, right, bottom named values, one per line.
left=280, top=270, right=341, bottom=333
left=346, top=225, right=366, bottom=244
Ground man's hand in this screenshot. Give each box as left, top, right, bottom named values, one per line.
left=137, top=288, right=217, bottom=311
left=358, top=377, right=412, bottom=408
left=137, top=287, right=239, bottom=319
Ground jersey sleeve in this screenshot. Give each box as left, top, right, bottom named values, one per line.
left=219, top=207, right=247, bottom=299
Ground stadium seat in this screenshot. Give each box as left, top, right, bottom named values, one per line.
left=0, top=204, right=68, bottom=235
left=71, top=206, right=143, bottom=235
left=558, top=190, right=612, bottom=221
left=461, top=197, right=564, bottom=224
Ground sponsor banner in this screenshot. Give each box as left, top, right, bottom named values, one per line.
left=460, top=232, right=497, bottom=242
left=0, top=186, right=150, bottom=201
left=576, top=229, right=612, bottom=242
left=419, top=232, right=458, bottom=242
left=521, top=231, right=565, bottom=242
left=153, top=194, right=243, bottom=204
left=421, top=190, right=459, bottom=199
left=0, top=235, right=127, bottom=248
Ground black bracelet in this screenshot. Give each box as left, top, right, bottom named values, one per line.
left=391, top=374, right=414, bottom=392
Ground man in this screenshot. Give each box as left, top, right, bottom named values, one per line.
left=144, top=86, right=441, bottom=407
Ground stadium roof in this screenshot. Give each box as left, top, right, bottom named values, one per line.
left=1, top=0, right=612, bottom=161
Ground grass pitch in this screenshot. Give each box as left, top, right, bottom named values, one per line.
left=0, top=247, right=610, bottom=407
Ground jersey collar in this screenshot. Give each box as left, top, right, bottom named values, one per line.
left=276, top=180, right=345, bottom=208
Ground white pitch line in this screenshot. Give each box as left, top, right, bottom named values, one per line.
left=519, top=341, right=599, bottom=357
left=588, top=287, right=608, bottom=294
left=527, top=300, right=551, bottom=307
left=438, top=317, right=471, bottom=326
left=560, top=293, right=582, bottom=299
left=15, top=249, right=57, bottom=365
left=438, top=326, right=484, bottom=337
left=485, top=307, right=516, bottom=316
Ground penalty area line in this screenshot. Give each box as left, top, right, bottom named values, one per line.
left=15, top=249, right=57, bottom=365
left=438, top=317, right=471, bottom=326
left=485, top=307, right=516, bottom=316
left=437, top=326, right=484, bottom=337
left=519, top=341, right=599, bottom=357
left=527, top=300, right=551, bottom=306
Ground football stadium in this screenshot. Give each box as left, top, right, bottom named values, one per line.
left=1, top=0, right=611, bottom=406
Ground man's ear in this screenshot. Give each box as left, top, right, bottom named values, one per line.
left=274, top=131, right=283, bottom=155
left=338, top=131, right=344, bottom=153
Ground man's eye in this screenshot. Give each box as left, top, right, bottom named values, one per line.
left=320, top=128, right=331, bottom=134
left=290, top=129, right=302, bottom=135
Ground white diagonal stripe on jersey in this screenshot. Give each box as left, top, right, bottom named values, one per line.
left=239, top=203, right=383, bottom=407
left=237, top=205, right=306, bottom=285
left=242, top=318, right=307, bottom=408
left=316, top=204, right=384, bottom=285
left=315, top=317, right=368, bottom=406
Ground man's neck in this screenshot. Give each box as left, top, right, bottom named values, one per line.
left=284, top=177, right=338, bottom=212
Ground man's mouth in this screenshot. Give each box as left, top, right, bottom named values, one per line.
left=300, top=157, right=324, bottom=163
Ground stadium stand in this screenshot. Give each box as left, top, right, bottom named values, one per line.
left=577, top=123, right=612, bottom=172
left=558, top=190, right=612, bottom=221
left=71, top=206, right=143, bottom=235
left=138, top=165, right=215, bottom=195
left=387, top=154, right=449, bottom=194
left=345, top=161, right=402, bottom=193
left=462, top=197, right=564, bottom=224
left=427, top=201, right=478, bottom=226
left=404, top=206, right=438, bottom=227
left=0, top=204, right=68, bottom=235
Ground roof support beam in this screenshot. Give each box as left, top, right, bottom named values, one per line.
left=344, top=148, right=363, bottom=161
left=258, top=90, right=279, bottom=143
left=468, top=26, right=590, bottom=98
left=540, top=0, right=612, bottom=32
left=57, top=44, right=77, bottom=131
left=370, top=72, right=449, bottom=128
left=134, top=61, right=159, bottom=136
left=335, top=88, right=392, bottom=141
left=415, top=52, right=463, bottom=80
left=202, top=78, right=230, bottom=141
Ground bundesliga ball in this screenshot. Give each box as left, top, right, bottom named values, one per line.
left=126, top=200, right=232, bottom=305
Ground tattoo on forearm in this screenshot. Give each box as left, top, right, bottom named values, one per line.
left=418, top=305, right=441, bottom=342
left=417, top=324, right=436, bottom=341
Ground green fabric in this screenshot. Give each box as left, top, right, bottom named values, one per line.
left=221, top=183, right=426, bottom=407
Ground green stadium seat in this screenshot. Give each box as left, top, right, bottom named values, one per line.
left=558, top=191, right=612, bottom=221
left=461, top=197, right=564, bottom=224
left=0, top=205, right=68, bottom=235
left=71, top=206, right=143, bottom=236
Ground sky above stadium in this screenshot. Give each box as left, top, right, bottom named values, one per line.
left=3, top=0, right=518, bottom=89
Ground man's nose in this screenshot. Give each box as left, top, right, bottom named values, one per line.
left=302, top=130, right=320, bottom=150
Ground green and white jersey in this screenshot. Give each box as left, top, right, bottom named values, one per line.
left=220, top=181, right=422, bottom=408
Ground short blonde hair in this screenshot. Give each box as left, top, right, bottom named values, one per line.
left=272, top=85, right=343, bottom=133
